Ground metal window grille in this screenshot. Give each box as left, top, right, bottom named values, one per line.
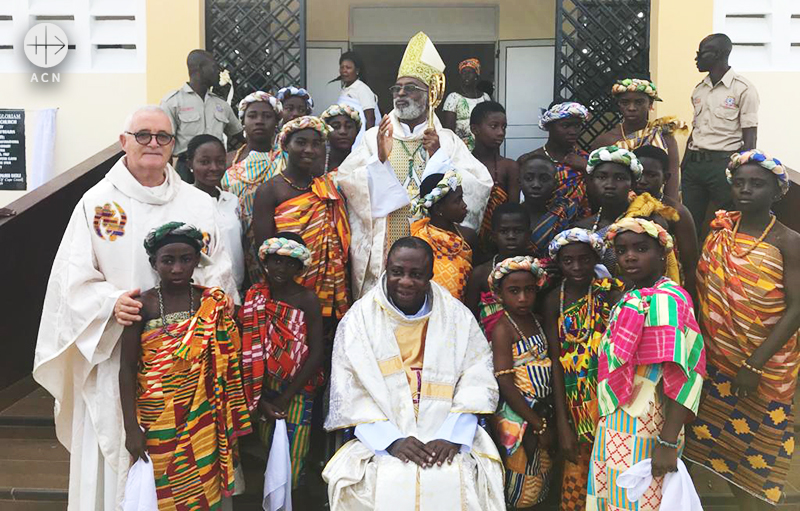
left=554, top=0, right=651, bottom=150
left=206, top=0, right=306, bottom=107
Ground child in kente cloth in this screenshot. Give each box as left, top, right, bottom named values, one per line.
left=239, top=233, right=324, bottom=496
left=119, top=222, right=251, bottom=511
left=586, top=218, right=706, bottom=511
left=541, top=228, right=623, bottom=511
left=684, top=150, right=800, bottom=509
left=488, top=256, right=554, bottom=509
left=464, top=203, right=531, bottom=339
left=410, top=169, right=478, bottom=301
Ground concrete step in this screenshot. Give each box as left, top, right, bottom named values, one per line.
left=0, top=501, right=65, bottom=511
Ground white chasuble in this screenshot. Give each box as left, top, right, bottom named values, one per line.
left=323, top=279, right=505, bottom=510
left=335, top=111, right=493, bottom=299
left=33, top=156, right=237, bottom=510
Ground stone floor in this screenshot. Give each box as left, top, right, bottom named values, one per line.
left=2, top=380, right=800, bottom=510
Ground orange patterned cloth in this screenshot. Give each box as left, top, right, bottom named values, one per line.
left=410, top=218, right=473, bottom=301
left=138, top=287, right=251, bottom=510
left=274, top=173, right=351, bottom=319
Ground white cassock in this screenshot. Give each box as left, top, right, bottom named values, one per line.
left=335, top=111, right=493, bottom=299
left=32, top=156, right=237, bottom=511
left=322, top=278, right=505, bottom=511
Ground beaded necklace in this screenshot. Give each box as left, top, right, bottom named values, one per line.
left=280, top=172, right=312, bottom=191
left=157, top=284, right=194, bottom=338
left=729, top=214, right=777, bottom=258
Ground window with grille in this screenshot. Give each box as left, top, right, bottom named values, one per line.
left=714, top=0, right=800, bottom=71
left=0, top=0, right=146, bottom=73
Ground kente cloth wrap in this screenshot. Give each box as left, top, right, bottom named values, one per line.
left=411, top=217, right=473, bottom=301
left=561, top=443, right=593, bottom=511
left=491, top=316, right=553, bottom=508
left=683, top=210, right=799, bottom=505
left=611, top=78, right=661, bottom=101
left=477, top=183, right=509, bottom=253
left=320, top=103, right=362, bottom=131
left=479, top=290, right=503, bottom=340
left=596, top=277, right=706, bottom=418
left=530, top=196, right=582, bottom=257
left=587, top=366, right=680, bottom=511
left=458, top=58, right=481, bottom=74
left=258, top=237, right=312, bottom=267
left=538, top=102, right=590, bottom=130
left=410, top=170, right=461, bottom=218
left=553, top=148, right=591, bottom=218
left=222, top=148, right=282, bottom=284
left=548, top=227, right=605, bottom=260
left=237, top=91, right=282, bottom=120
left=726, top=149, right=789, bottom=196
left=615, top=116, right=688, bottom=154
left=278, top=115, right=332, bottom=150
left=605, top=217, right=674, bottom=253
left=273, top=174, right=351, bottom=319
left=137, top=287, right=251, bottom=510
left=488, top=255, right=546, bottom=297
left=143, top=221, right=204, bottom=256
left=239, top=282, right=324, bottom=407
left=276, top=86, right=313, bottom=111
left=622, top=193, right=682, bottom=283
left=586, top=145, right=643, bottom=180
left=559, top=278, right=622, bottom=444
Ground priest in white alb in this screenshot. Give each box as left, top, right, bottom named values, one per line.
left=335, top=32, right=493, bottom=299
left=323, top=236, right=505, bottom=510
left=32, top=106, right=237, bottom=510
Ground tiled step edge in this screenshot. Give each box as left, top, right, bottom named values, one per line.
left=0, top=488, right=67, bottom=502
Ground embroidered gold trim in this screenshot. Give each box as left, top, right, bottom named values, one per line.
left=420, top=381, right=454, bottom=400
left=378, top=356, right=404, bottom=376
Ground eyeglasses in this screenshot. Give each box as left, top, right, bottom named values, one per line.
left=389, top=84, right=428, bottom=96
left=125, top=131, right=175, bottom=146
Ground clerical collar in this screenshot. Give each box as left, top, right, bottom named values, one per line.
left=398, top=121, right=427, bottom=138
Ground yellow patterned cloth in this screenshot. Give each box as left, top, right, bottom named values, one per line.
left=614, top=116, right=688, bottom=154
left=397, top=31, right=445, bottom=84
left=137, top=287, right=251, bottom=511
left=385, top=138, right=426, bottom=255
left=410, top=218, right=473, bottom=301
left=684, top=210, right=799, bottom=505
left=274, top=173, right=351, bottom=319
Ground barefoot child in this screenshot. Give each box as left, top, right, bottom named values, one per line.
left=542, top=228, right=622, bottom=511
left=489, top=256, right=554, bottom=508
left=410, top=170, right=478, bottom=301
left=119, top=222, right=251, bottom=510
left=239, top=233, right=325, bottom=494
left=586, top=218, right=706, bottom=511
left=464, top=203, right=531, bottom=337
left=684, top=150, right=800, bottom=509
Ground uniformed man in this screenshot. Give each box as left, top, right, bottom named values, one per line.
left=682, top=33, right=759, bottom=237
left=161, top=49, right=244, bottom=183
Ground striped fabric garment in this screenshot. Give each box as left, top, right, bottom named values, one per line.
left=222, top=149, right=282, bottom=285
left=411, top=218, right=473, bottom=301
left=479, top=290, right=503, bottom=341
left=137, top=287, right=252, bottom=511
left=239, top=283, right=323, bottom=487
left=684, top=210, right=800, bottom=505
left=587, top=365, right=680, bottom=511
left=477, top=183, right=508, bottom=253
left=597, top=277, right=706, bottom=418
left=274, top=173, right=351, bottom=319
left=529, top=196, right=581, bottom=258
left=239, top=283, right=324, bottom=413
left=553, top=148, right=591, bottom=218
left=613, top=116, right=687, bottom=154
left=491, top=325, right=553, bottom=508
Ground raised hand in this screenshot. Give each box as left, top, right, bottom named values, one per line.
left=377, top=114, right=394, bottom=163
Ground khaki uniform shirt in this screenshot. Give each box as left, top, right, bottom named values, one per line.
left=688, top=68, right=759, bottom=152
left=160, top=83, right=243, bottom=156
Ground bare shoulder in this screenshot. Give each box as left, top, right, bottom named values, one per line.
left=542, top=286, right=560, bottom=314
left=771, top=221, right=800, bottom=256
left=574, top=216, right=595, bottom=229
left=139, top=289, right=159, bottom=321
left=296, top=287, right=323, bottom=315
left=490, top=314, right=513, bottom=345
left=592, top=130, right=619, bottom=149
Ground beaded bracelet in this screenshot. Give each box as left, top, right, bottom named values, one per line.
left=656, top=434, right=680, bottom=450
left=742, top=360, right=764, bottom=375
left=494, top=368, right=515, bottom=377
left=531, top=417, right=547, bottom=435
